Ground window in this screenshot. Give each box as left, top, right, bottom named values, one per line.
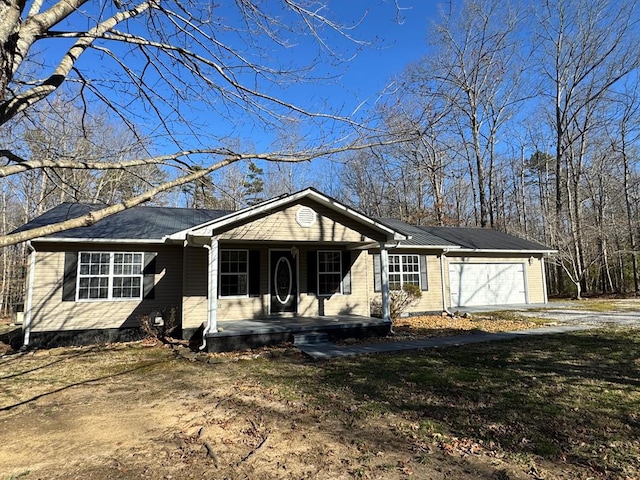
left=220, top=250, right=248, bottom=297
left=77, top=252, right=143, bottom=300
left=388, top=254, right=421, bottom=290
left=318, top=251, right=342, bottom=296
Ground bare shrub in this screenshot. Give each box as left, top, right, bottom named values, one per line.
left=139, top=307, right=179, bottom=342
left=371, top=283, right=422, bottom=320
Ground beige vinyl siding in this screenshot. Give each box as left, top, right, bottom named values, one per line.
left=216, top=201, right=384, bottom=243
left=182, top=244, right=374, bottom=324
left=29, top=244, right=183, bottom=332
left=443, top=254, right=546, bottom=305
left=298, top=249, right=370, bottom=317
left=215, top=246, right=371, bottom=321
left=526, top=257, right=546, bottom=303
left=184, top=244, right=272, bottom=323
left=182, top=246, right=208, bottom=329
left=367, top=251, right=444, bottom=315
left=408, top=255, right=444, bottom=313
left=216, top=244, right=269, bottom=321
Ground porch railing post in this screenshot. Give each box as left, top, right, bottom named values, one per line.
left=380, top=243, right=391, bottom=322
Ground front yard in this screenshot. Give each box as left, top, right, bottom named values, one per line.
left=1, top=324, right=639, bottom=479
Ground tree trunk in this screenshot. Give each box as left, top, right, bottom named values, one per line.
left=622, top=139, right=639, bottom=293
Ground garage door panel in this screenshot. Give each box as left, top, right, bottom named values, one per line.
left=449, top=263, right=526, bottom=307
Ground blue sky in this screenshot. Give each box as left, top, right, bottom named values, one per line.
left=330, top=2, right=440, bottom=114
left=252, top=1, right=443, bottom=150
left=37, top=1, right=445, bottom=161
left=146, top=1, right=446, bottom=154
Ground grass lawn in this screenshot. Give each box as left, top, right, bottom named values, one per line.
left=1, top=328, right=639, bottom=479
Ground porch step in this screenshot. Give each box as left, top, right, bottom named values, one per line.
left=293, top=332, right=330, bottom=345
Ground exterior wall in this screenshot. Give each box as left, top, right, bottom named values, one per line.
left=216, top=200, right=383, bottom=243
left=183, top=243, right=372, bottom=324
left=297, top=247, right=370, bottom=317
left=409, top=255, right=445, bottom=313
left=217, top=243, right=269, bottom=321
left=366, top=251, right=548, bottom=315
left=443, top=253, right=547, bottom=306
left=182, top=246, right=208, bottom=330
left=527, top=257, right=546, bottom=303
left=367, top=250, right=445, bottom=315
left=28, top=243, right=184, bottom=333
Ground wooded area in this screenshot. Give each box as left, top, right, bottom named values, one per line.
left=1, top=0, right=639, bottom=315
left=339, top=0, right=640, bottom=299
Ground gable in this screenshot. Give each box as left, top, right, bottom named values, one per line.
left=212, top=200, right=387, bottom=243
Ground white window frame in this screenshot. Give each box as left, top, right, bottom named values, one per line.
left=317, top=250, right=343, bottom=297
left=219, top=249, right=249, bottom=298
left=388, top=254, right=421, bottom=290
left=76, top=251, right=144, bottom=302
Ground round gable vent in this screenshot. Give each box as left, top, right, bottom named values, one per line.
left=296, top=206, right=317, bottom=228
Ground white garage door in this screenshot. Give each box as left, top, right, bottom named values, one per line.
left=449, top=263, right=527, bottom=307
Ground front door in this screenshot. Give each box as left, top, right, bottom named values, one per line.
left=270, top=250, right=297, bottom=314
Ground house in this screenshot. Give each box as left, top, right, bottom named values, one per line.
left=15, top=188, right=554, bottom=351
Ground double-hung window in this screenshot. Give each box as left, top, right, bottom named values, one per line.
left=388, top=254, right=421, bottom=290
left=77, top=252, right=143, bottom=300
left=318, top=250, right=342, bottom=296
left=220, top=249, right=248, bottom=297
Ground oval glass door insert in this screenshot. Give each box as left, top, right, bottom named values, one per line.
left=274, top=257, right=292, bottom=304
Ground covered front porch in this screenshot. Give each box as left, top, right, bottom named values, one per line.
left=170, top=189, right=408, bottom=351
left=204, top=314, right=391, bottom=352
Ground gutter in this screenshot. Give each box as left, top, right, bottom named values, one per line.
left=31, top=237, right=165, bottom=244
left=22, top=241, right=36, bottom=348
left=450, top=248, right=557, bottom=255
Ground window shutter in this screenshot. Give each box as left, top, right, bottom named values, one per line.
left=341, top=251, right=352, bottom=295
left=249, top=250, right=260, bottom=296
left=373, top=254, right=381, bottom=293
left=62, top=252, right=78, bottom=301
left=143, top=252, right=157, bottom=299
left=307, top=250, right=317, bottom=294
left=420, top=255, right=428, bottom=291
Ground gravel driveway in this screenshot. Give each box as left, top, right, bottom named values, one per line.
left=518, top=304, right=640, bottom=328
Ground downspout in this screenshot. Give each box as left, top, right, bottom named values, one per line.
left=200, top=239, right=219, bottom=351
left=541, top=255, right=549, bottom=304
left=23, top=241, right=36, bottom=348
left=440, top=249, right=453, bottom=316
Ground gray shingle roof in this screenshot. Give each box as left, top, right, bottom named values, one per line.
left=378, top=218, right=459, bottom=247
left=420, top=226, right=551, bottom=251
left=15, top=203, right=231, bottom=240
left=16, top=201, right=552, bottom=251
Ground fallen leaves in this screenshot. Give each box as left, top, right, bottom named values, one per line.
left=393, top=315, right=540, bottom=338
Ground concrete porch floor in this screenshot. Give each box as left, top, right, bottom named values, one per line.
left=205, top=315, right=391, bottom=352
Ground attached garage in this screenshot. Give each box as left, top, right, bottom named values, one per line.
left=448, top=262, right=527, bottom=307
left=372, top=222, right=554, bottom=313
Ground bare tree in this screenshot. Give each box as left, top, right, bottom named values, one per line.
left=421, top=0, right=528, bottom=227
left=0, top=0, right=408, bottom=246
left=605, top=80, right=640, bottom=293
left=536, top=0, right=640, bottom=295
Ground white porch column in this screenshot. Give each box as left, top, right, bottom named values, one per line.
left=380, top=243, right=391, bottom=322
left=207, top=238, right=219, bottom=334
left=23, top=244, right=36, bottom=347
